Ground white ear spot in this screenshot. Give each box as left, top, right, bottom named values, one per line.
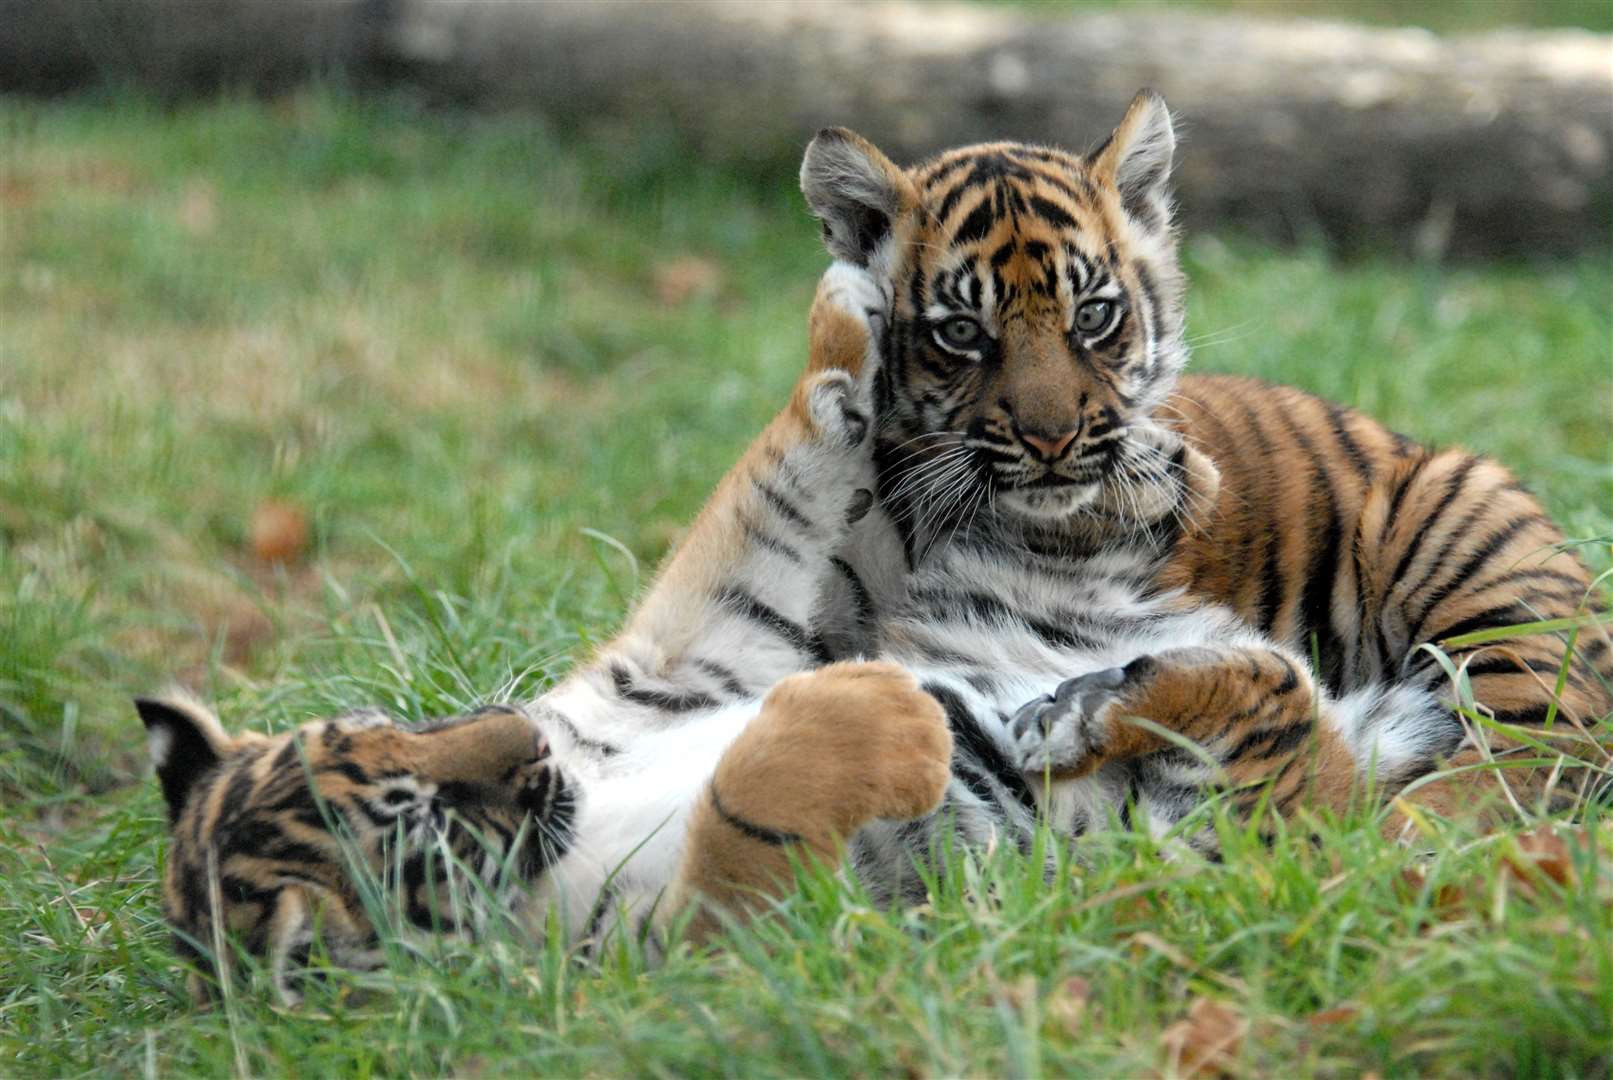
left=146, top=724, right=174, bottom=768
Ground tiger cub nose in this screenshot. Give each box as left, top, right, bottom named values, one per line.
left=1020, top=427, right=1080, bottom=461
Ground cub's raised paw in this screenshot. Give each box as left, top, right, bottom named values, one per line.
left=803, top=368, right=871, bottom=448
left=801, top=261, right=889, bottom=448
left=1012, top=662, right=1151, bottom=777
left=815, top=261, right=891, bottom=349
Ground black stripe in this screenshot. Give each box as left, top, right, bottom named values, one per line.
left=830, top=556, right=875, bottom=633
left=543, top=708, right=621, bottom=757
left=910, top=586, right=1105, bottom=652
left=1025, top=194, right=1076, bottom=230
left=610, top=663, right=719, bottom=713
left=694, top=657, right=749, bottom=698
left=738, top=511, right=804, bottom=565
left=951, top=198, right=997, bottom=246
left=932, top=161, right=990, bottom=224
left=709, top=782, right=803, bottom=846
left=1233, top=400, right=1286, bottom=635
left=756, top=481, right=814, bottom=531
left=1132, top=262, right=1161, bottom=375
left=1221, top=715, right=1300, bottom=762
left=1422, top=603, right=1533, bottom=650
left=1404, top=513, right=1546, bottom=647
left=1275, top=405, right=1346, bottom=689
left=1386, top=456, right=1480, bottom=596
left=1323, top=402, right=1374, bottom=484
left=716, top=587, right=833, bottom=664
left=923, top=682, right=1036, bottom=810
left=1461, top=654, right=1579, bottom=685
left=317, top=760, right=370, bottom=787
left=1487, top=704, right=1556, bottom=728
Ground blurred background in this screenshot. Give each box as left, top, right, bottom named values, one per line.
left=1, top=0, right=1609, bottom=801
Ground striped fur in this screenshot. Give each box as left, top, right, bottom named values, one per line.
left=147, top=92, right=1610, bottom=997
left=138, top=697, right=573, bottom=1004
left=795, top=90, right=1611, bottom=825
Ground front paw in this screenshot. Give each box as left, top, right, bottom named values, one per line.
left=804, top=368, right=871, bottom=448
left=804, top=262, right=889, bottom=441
left=1011, top=664, right=1137, bottom=776
left=815, top=261, right=890, bottom=351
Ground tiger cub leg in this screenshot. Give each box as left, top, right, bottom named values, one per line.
left=547, top=264, right=891, bottom=732
left=1012, top=647, right=1360, bottom=819
left=661, top=661, right=951, bottom=943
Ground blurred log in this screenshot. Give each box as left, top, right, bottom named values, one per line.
left=3, top=0, right=1609, bottom=258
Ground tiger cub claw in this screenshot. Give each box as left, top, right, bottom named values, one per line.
left=1012, top=664, right=1136, bottom=775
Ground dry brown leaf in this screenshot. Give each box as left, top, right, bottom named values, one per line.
left=249, top=499, right=310, bottom=565
left=1044, top=975, right=1092, bottom=1034
left=1306, top=1003, right=1361, bottom=1027
left=1395, top=865, right=1467, bottom=923
left=1160, top=997, right=1249, bottom=1078
left=1504, top=825, right=1578, bottom=892
left=652, top=255, right=723, bottom=306
left=178, top=180, right=218, bottom=237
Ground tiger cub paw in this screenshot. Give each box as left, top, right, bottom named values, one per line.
left=1012, top=660, right=1156, bottom=776
left=718, top=661, right=952, bottom=845
left=803, top=262, right=889, bottom=447
left=814, top=260, right=890, bottom=353
left=804, top=368, right=871, bottom=449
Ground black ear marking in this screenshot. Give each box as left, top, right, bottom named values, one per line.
left=135, top=696, right=228, bottom=824
left=799, top=126, right=910, bottom=267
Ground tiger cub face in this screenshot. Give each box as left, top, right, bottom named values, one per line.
left=136, top=695, right=573, bottom=1004
left=801, top=90, right=1186, bottom=526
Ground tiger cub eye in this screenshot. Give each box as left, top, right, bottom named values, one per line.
left=935, top=316, right=985, bottom=351
left=1074, top=299, right=1115, bottom=334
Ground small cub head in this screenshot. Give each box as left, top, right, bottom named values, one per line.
left=137, top=695, right=574, bottom=1004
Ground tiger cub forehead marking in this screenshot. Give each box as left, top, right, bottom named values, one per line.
left=906, top=143, right=1147, bottom=323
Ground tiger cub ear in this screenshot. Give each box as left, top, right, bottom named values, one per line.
left=800, top=127, right=917, bottom=268
left=135, top=694, right=235, bottom=824
left=1091, top=89, right=1176, bottom=233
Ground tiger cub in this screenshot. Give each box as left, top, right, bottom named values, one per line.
left=147, top=262, right=1380, bottom=999
left=791, top=90, right=1611, bottom=823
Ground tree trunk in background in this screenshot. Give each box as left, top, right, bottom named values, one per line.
left=3, top=0, right=1608, bottom=258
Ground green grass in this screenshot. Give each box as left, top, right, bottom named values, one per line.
left=1, top=92, right=1610, bottom=1076
left=991, top=0, right=1613, bottom=34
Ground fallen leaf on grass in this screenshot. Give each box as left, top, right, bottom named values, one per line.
left=652, top=255, right=723, bottom=306
left=1395, top=865, right=1468, bottom=924
left=1306, top=1003, right=1361, bottom=1027
left=1503, top=825, right=1578, bottom=892
left=249, top=499, right=310, bottom=565
left=1044, top=976, right=1093, bottom=1033
left=1160, top=997, right=1248, bottom=1078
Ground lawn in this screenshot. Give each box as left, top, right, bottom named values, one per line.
left=1, top=92, right=1610, bottom=1076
